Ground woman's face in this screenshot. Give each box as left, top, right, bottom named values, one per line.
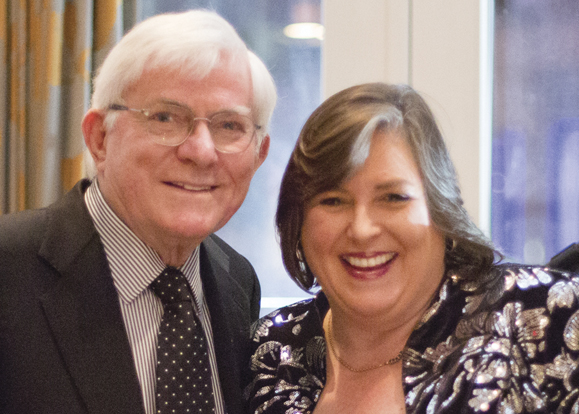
left=301, top=129, right=446, bottom=325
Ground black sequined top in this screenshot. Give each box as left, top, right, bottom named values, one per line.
left=245, top=265, right=579, bottom=413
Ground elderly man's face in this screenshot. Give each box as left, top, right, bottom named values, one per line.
left=85, top=62, right=268, bottom=265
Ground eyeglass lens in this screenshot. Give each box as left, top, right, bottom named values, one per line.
left=142, top=102, right=256, bottom=153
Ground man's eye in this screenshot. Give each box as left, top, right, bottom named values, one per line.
left=213, top=115, right=249, bottom=133
left=150, top=112, right=175, bottom=123
left=218, top=120, right=245, bottom=132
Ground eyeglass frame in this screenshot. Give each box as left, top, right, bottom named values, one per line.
left=107, top=101, right=262, bottom=154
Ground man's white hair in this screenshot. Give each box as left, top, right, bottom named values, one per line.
left=91, top=10, right=276, bottom=142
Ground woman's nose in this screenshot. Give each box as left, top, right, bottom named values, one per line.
left=346, top=206, right=381, bottom=241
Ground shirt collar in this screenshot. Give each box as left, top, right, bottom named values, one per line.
left=84, top=179, right=200, bottom=304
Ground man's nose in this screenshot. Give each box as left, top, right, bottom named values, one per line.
left=175, top=120, right=218, bottom=165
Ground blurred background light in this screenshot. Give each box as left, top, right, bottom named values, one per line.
left=283, top=22, right=324, bottom=40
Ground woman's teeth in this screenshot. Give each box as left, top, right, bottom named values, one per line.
left=343, top=253, right=395, bottom=268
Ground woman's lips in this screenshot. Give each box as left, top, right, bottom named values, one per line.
left=340, top=252, right=397, bottom=278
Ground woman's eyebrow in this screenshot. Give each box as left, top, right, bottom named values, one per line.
left=374, top=179, right=412, bottom=190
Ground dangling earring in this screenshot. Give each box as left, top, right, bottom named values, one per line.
left=446, top=238, right=457, bottom=252
left=296, top=240, right=305, bottom=262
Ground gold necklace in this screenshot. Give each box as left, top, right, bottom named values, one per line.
left=326, top=315, right=404, bottom=373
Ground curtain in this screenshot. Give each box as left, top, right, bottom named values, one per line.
left=0, top=0, right=135, bottom=214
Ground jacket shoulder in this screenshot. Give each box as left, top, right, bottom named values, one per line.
left=0, top=179, right=95, bottom=271
left=0, top=208, right=49, bottom=256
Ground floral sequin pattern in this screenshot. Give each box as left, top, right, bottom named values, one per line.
left=246, top=300, right=325, bottom=414
left=405, top=267, right=579, bottom=413
left=247, top=266, right=579, bottom=414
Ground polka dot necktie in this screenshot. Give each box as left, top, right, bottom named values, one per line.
left=150, top=267, right=216, bottom=414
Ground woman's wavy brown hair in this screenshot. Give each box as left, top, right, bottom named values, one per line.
left=276, top=83, right=498, bottom=292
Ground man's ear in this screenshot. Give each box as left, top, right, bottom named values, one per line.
left=82, top=109, right=108, bottom=170
left=256, top=134, right=270, bottom=167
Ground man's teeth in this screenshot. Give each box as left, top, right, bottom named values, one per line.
left=344, top=253, right=395, bottom=268
left=174, top=182, right=211, bottom=191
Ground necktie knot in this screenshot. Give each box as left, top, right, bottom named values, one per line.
left=150, top=267, right=192, bottom=305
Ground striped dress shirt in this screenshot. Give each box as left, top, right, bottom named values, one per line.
left=84, top=181, right=225, bottom=414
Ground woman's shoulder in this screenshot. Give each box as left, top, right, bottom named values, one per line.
left=494, top=262, right=571, bottom=286
left=245, top=295, right=327, bottom=413
left=250, top=295, right=325, bottom=345
left=453, top=263, right=579, bottom=332
left=482, top=263, right=578, bottom=306
left=405, top=264, right=579, bottom=413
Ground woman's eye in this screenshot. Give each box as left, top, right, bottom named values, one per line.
left=385, top=193, right=410, bottom=202
left=319, top=197, right=343, bottom=206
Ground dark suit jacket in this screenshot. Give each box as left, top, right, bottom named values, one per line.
left=547, top=243, right=579, bottom=273
left=0, top=179, right=261, bottom=414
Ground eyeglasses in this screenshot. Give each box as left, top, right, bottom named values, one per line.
left=108, top=102, right=261, bottom=154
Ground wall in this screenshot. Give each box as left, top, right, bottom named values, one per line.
left=323, top=0, right=493, bottom=234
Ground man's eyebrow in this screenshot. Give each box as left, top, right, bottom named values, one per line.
left=156, top=98, right=187, bottom=107
left=228, top=106, right=252, bottom=116
left=154, top=99, right=252, bottom=116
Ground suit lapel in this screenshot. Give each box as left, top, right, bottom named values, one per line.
left=38, top=180, right=145, bottom=414
left=200, top=236, right=247, bottom=414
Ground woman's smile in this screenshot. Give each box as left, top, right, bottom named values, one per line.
left=341, top=252, right=397, bottom=268
left=340, top=252, right=397, bottom=279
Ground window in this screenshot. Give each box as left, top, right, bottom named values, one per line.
left=492, top=0, right=579, bottom=263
